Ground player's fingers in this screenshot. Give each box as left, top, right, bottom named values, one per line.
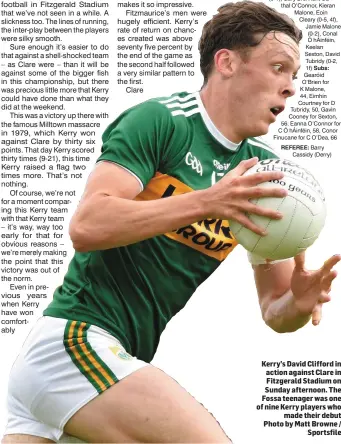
left=312, top=303, right=322, bottom=326
left=231, top=213, right=267, bottom=236
left=294, top=251, right=306, bottom=271
left=321, top=270, right=338, bottom=291
left=243, top=171, right=286, bottom=186
left=321, top=254, right=341, bottom=274
left=245, top=202, right=283, bottom=220
left=245, top=185, right=288, bottom=200
left=318, top=291, right=331, bottom=304
left=228, top=157, right=259, bottom=177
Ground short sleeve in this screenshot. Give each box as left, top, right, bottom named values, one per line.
left=97, top=101, right=174, bottom=188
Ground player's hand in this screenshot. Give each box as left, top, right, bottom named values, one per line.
left=205, top=157, right=288, bottom=235
left=291, top=252, right=341, bottom=325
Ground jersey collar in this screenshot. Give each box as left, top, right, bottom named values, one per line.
left=195, top=91, right=241, bottom=152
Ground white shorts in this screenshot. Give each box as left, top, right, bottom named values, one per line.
left=4, top=316, right=148, bottom=442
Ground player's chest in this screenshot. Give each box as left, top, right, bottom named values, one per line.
left=165, top=136, right=241, bottom=192
left=141, top=140, right=240, bottom=203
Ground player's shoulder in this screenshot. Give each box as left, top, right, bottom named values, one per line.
left=151, top=91, right=200, bottom=118
left=107, top=91, right=198, bottom=134
left=243, top=136, right=279, bottom=160
left=101, top=93, right=186, bottom=142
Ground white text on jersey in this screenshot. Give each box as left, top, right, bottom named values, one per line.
left=185, top=152, right=203, bottom=176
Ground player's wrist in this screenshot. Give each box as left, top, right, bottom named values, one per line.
left=291, top=294, right=314, bottom=319
left=265, top=295, right=312, bottom=333
left=195, top=188, right=218, bottom=219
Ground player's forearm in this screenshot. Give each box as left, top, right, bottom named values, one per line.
left=69, top=190, right=209, bottom=252
left=262, top=290, right=311, bottom=333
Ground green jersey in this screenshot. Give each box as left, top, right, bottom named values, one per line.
left=44, top=91, right=278, bottom=362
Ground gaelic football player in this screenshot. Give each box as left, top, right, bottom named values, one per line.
left=3, top=2, right=340, bottom=442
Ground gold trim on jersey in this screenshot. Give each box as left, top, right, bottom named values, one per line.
left=135, top=173, right=238, bottom=261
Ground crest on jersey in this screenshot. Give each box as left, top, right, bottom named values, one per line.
left=109, top=345, right=133, bottom=361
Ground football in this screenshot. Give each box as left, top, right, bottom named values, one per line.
left=229, top=158, right=327, bottom=260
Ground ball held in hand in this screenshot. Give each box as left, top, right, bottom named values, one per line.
left=229, top=158, right=326, bottom=260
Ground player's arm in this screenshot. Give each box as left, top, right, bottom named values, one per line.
left=253, top=258, right=311, bottom=332
left=253, top=253, right=340, bottom=333
left=69, top=100, right=288, bottom=253
left=69, top=159, right=287, bottom=252
left=70, top=161, right=207, bottom=251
